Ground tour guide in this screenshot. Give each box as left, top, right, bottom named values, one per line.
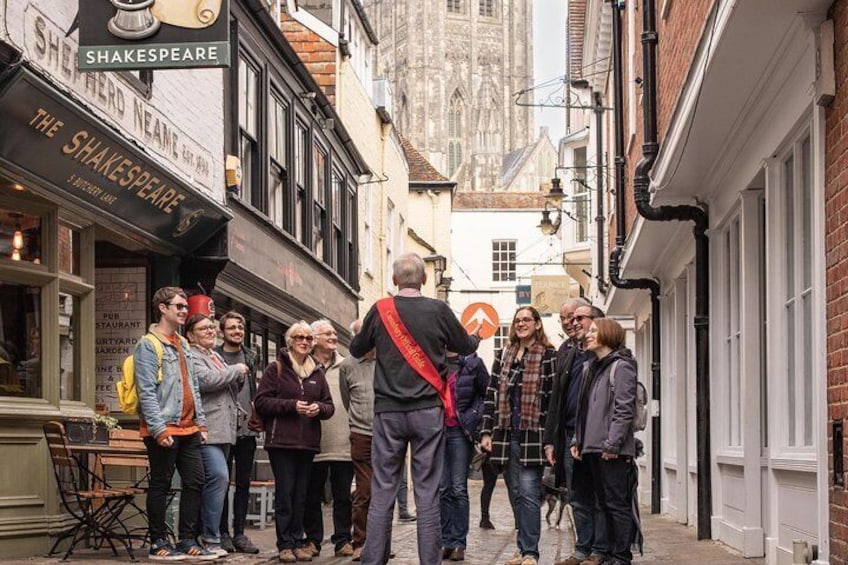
left=350, top=253, right=480, bottom=565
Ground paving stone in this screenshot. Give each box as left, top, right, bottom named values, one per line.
left=3, top=478, right=761, bottom=564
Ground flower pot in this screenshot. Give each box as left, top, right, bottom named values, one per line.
left=63, top=419, right=110, bottom=445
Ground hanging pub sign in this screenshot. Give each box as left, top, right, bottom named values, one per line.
left=78, top=0, right=230, bottom=71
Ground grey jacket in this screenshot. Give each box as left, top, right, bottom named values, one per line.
left=338, top=356, right=375, bottom=436
left=190, top=347, right=244, bottom=445
left=573, top=348, right=637, bottom=457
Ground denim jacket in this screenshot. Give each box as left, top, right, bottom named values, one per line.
left=135, top=325, right=207, bottom=439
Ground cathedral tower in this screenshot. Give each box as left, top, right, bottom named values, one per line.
left=364, top=0, right=535, bottom=191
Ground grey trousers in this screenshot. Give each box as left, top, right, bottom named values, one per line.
left=361, top=406, right=445, bottom=565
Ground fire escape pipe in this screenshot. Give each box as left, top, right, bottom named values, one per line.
left=606, top=0, right=662, bottom=515
left=635, top=0, right=712, bottom=539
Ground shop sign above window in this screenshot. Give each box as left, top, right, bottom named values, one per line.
left=78, top=0, right=231, bottom=71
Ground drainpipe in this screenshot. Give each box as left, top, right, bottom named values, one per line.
left=594, top=92, right=608, bottom=295
left=635, top=0, right=711, bottom=539
left=606, top=0, right=662, bottom=515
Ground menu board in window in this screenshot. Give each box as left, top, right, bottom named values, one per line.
left=94, top=267, right=147, bottom=413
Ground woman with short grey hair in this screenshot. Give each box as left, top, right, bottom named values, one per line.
left=255, top=321, right=335, bottom=563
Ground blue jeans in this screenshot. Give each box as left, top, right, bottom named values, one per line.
left=440, top=427, right=471, bottom=549
left=199, top=444, right=231, bottom=543
left=572, top=451, right=609, bottom=558
left=502, top=436, right=542, bottom=559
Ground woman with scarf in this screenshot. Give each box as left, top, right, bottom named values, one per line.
left=571, top=318, right=639, bottom=565
left=254, top=321, right=334, bottom=563
left=185, top=313, right=249, bottom=556
left=479, top=306, right=556, bottom=565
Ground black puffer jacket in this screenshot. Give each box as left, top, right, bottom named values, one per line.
left=254, top=349, right=334, bottom=452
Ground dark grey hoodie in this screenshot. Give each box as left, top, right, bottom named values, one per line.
left=572, top=348, right=638, bottom=457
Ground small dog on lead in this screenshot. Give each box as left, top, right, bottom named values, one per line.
left=541, top=469, right=570, bottom=530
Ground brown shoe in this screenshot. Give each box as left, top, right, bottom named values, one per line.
left=352, top=546, right=363, bottom=561
left=336, top=542, right=354, bottom=557
left=580, top=556, right=605, bottom=565
left=450, top=548, right=465, bottom=561
left=293, top=547, right=313, bottom=561
left=443, top=547, right=454, bottom=559
left=304, top=541, right=320, bottom=556
left=554, top=557, right=583, bottom=565
left=279, top=549, right=296, bottom=563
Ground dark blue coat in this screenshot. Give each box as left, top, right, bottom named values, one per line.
left=452, top=353, right=490, bottom=441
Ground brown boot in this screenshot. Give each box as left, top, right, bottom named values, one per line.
left=450, top=548, right=466, bottom=561
left=279, top=549, right=296, bottom=563
left=352, top=546, right=363, bottom=561
left=553, top=557, right=583, bottom=565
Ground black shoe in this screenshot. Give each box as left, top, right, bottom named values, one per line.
left=398, top=512, right=417, bottom=523
left=443, top=547, right=454, bottom=559
left=220, top=534, right=236, bottom=554
left=233, top=534, right=260, bottom=554
left=479, top=517, right=495, bottom=529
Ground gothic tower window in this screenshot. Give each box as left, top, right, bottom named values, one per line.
left=448, top=92, right=464, bottom=176
left=479, top=0, right=495, bottom=17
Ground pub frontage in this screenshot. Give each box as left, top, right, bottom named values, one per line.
left=0, top=0, right=365, bottom=557
left=0, top=0, right=235, bottom=557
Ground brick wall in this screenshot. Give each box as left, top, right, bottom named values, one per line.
left=616, top=0, right=713, bottom=246
left=279, top=12, right=337, bottom=103
left=826, top=2, right=848, bottom=563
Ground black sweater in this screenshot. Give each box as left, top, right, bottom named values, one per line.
left=350, top=296, right=480, bottom=413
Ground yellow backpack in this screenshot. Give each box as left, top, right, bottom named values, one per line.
left=117, top=334, right=164, bottom=415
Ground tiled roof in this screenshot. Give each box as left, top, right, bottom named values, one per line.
left=400, top=135, right=450, bottom=183
left=453, top=192, right=547, bottom=210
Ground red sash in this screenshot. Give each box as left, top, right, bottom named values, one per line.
left=375, top=297, right=454, bottom=417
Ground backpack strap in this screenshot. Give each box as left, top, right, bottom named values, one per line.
left=141, top=334, right=164, bottom=384
left=608, top=359, right=620, bottom=391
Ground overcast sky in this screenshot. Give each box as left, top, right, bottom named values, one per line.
left=533, top=0, right=567, bottom=144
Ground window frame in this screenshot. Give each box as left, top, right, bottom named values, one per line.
left=492, top=239, right=516, bottom=282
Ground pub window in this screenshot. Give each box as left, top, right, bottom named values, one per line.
left=269, top=92, right=289, bottom=230
left=347, top=184, right=357, bottom=285
left=294, top=121, right=309, bottom=244
left=0, top=282, right=41, bottom=398
left=312, top=145, right=328, bottom=260
left=238, top=54, right=261, bottom=209
left=331, top=170, right=344, bottom=272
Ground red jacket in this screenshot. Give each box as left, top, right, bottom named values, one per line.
left=254, top=349, right=334, bottom=452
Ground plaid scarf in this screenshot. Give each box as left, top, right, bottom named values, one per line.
left=496, top=341, right=545, bottom=430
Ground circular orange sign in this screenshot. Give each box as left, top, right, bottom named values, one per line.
left=460, top=302, right=500, bottom=340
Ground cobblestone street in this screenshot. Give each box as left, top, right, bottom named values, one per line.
left=4, top=478, right=761, bottom=564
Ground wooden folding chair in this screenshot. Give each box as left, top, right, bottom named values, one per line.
left=43, top=421, right=137, bottom=562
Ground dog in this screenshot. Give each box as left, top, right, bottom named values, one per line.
left=541, top=469, right=570, bottom=530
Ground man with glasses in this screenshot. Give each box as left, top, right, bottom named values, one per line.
left=136, top=287, right=214, bottom=561
left=303, top=319, right=354, bottom=558
left=214, top=311, right=260, bottom=555
left=549, top=303, right=608, bottom=565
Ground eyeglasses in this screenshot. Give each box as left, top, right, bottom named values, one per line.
left=513, top=317, right=536, bottom=325
left=166, top=302, right=189, bottom=311
left=573, top=314, right=596, bottom=323
left=291, top=335, right=314, bottom=342
left=194, top=326, right=217, bottom=333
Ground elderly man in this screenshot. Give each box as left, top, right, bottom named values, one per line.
left=351, top=253, right=480, bottom=565
left=549, top=303, right=609, bottom=565
left=303, top=319, right=354, bottom=558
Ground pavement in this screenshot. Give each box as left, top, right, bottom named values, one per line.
left=5, top=478, right=762, bottom=564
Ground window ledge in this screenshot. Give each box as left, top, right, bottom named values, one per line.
left=769, top=456, right=817, bottom=473
left=0, top=397, right=62, bottom=421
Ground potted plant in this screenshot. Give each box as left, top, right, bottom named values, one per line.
left=64, top=413, right=121, bottom=445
